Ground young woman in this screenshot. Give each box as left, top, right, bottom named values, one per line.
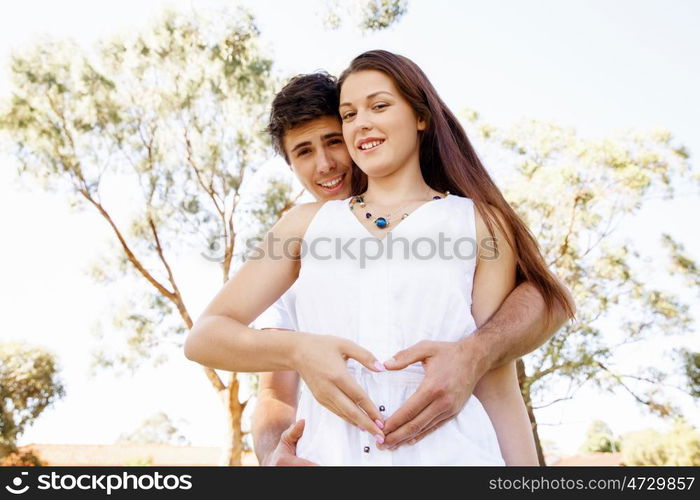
left=185, top=50, right=574, bottom=465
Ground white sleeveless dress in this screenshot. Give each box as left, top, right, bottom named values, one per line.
left=291, top=194, right=504, bottom=465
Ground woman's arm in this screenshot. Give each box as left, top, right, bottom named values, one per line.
left=471, top=206, right=538, bottom=466
left=185, top=203, right=312, bottom=371
left=184, top=202, right=385, bottom=436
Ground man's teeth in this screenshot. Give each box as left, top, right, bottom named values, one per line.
left=360, top=140, right=384, bottom=150
left=319, top=175, right=343, bottom=188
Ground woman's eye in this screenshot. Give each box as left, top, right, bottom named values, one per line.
left=341, top=111, right=355, bottom=120
left=372, top=103, right=388, bottom=110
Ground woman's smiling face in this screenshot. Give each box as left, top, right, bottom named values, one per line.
left=339, top=69, right=425, bottom=179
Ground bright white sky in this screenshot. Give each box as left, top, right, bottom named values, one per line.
left=1, top=0, right=698, bottom=457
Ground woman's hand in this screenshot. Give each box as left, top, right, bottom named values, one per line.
left=292, top=332, right=387, bottom=441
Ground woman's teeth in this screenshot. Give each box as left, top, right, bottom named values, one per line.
left=360, top=140, right=384, bottom=150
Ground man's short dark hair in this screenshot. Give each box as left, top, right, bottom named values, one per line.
left=266, top=72, right=339, bottom=163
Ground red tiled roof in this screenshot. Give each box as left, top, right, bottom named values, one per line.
left=16, top=443, right=259, bottom=466
left=550, top=452, right=624, bottom=466
left=14, top=445, right=623, bottom=466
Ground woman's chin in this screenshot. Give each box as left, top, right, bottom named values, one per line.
left=356, top=163, right=397, bottom=179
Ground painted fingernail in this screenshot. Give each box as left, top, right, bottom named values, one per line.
left=383, top=357, right=397, bottom=367
left=373, top=361, right=386, bottom=372
left=409, top=439, right=416, bottom=445
left=375, top=434, right=385, bottom=444
left=374, top=419, right=384, bottom=430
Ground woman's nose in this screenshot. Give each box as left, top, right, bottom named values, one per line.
left=353, top=109, right=372, bottom=131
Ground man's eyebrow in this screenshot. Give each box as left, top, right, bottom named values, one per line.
left=322, top=132, right=343, bottom=140
left=290, top=141, right=311, bottom=154
left=289, top=132, right=343, bottom=154
left=339, top=91, right=394, bottom=108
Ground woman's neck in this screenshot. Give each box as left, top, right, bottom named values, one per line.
left=362, top=163, right=436, bottom=206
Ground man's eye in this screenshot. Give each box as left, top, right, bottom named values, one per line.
left=297, top=149, right=310, bottom=157
left=328, top=139, right=344, bottom=146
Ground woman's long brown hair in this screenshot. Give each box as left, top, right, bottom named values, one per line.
left=339, top=50, right=575, bottom=320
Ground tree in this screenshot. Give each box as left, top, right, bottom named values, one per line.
left=678, top=349, right=700, bottom=398
left=580, top=420, right=620, bottom=453
left=322, top=0, right=408, bottom=32
left=0, top=342, right=65, bottom=459
left=0, top=448, right=45, bottom=466
left=466, top=112, right=700, bottom=464
left=117, top=411, right=190, bottom=446
left=622, top=418, right=700, bottom=465
left=0, top=8, right=282, bottom=465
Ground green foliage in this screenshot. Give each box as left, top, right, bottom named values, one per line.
left=662, top=234, right=700, bottom=289
left=360, top=0, right=408, bottom=31
left=677, top=348, right=700, bottom=398
left=622, top=418, right=700, bottom=465
left=90, top=289, right=184, bottom=374
left=0, top=447, right=45, bottom=466
left=580, top=420, right=620, bottom=453
left=469, top=115, right=700, bottom=416
left=117, top=411, right=190, bottom=446
left=0, top=342, right=65, bottom=452
left=249, top=178, right=298, bottom=237
left=123, top=456, right=154, bottom=466
left=321, top=0, right=407, bottom=32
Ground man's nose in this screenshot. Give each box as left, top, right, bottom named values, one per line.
left=316, top=148, right=335, bottom=174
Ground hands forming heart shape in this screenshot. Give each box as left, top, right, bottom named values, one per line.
left=292, top=334, right=481, bottom=453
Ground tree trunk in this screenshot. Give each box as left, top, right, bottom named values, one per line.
left=221, top=372, right=246, bottom=466
left=517, top=358, right=545, bottom=466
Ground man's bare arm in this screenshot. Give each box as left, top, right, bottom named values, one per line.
left=465, top=280, right=575, bottom=378
left=251, top=371, right=299, bottom=465
left=381, top=278, right=575, bottom=447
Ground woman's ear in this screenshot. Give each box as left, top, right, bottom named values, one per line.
left=417, top=116, right=427, bottom=131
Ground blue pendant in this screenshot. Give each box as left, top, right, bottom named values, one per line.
left=375, top=217, right=388, bottom=228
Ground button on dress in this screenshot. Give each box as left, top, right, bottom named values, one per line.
left=289, top=194, right=505, bottom=465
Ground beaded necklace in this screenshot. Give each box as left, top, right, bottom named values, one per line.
left=349, top=189, right=450, bottom=229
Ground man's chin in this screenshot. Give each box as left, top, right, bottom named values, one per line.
left=311, top=174, right=352, bottom=201
left=314, top=189, right=351, bottom=202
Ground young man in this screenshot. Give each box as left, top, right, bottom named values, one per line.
left=251, top=72, right=574, bottom=465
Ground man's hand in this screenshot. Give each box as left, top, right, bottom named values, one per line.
left=379, top=337, right=484, bottom=450
left=293, top=333, right=386, bottom=441
left=261, top=420, right=318, bottom=466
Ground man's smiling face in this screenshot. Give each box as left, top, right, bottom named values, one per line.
left=283, top=115, right=353, bottom=201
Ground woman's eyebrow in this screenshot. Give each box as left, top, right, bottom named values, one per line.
left=339, top=90, right=394, bottom=108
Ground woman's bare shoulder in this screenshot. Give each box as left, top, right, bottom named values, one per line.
left=271, top=201, right=327, bottom=239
